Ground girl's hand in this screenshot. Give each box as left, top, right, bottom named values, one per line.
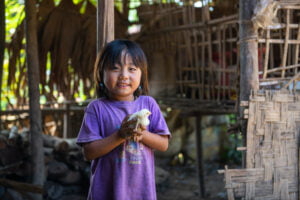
left=132, top=125, right=147, bottom=142
left=118, top=115, right=137, bottom=139
left=133, top=132, right=142, bottom=142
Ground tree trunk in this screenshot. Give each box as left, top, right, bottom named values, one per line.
left=0, top=0, right=5, bottom=130
left=97, top=0, right=114, bottom=52
left=25, top=0, right=45, bottom=199
left=239, top=0, right=259, bottom=167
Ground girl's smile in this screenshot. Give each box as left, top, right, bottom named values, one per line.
left=103, top=52, right=142, bottom=101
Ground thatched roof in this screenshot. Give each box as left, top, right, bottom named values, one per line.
left=7, top=0, right=129, bottom=105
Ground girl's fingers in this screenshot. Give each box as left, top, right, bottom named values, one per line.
left=133, top=135, right=138, bottom=142
left=139, top=125, right=147, bottom=131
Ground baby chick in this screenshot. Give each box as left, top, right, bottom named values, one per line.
left=128, top=109, right=151, bottom=130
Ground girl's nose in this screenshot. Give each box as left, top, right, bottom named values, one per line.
left=119, top=69, right=129, bottom=79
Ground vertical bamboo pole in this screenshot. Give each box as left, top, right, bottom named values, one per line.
left=281, top=9, right=290, bottom=78
left=200, top=31, right=205, bottom=100
left=263, top=29, right=270, bottom=79
left=25, top=0, right=45, bottom=199
left=222, top=25, right=226, bottom=100
left=208, top=27, right=213, bottom=100
left=239, top=0, right=259, bottom=166
left=217, top=25, right=222, bottom=101
left=0, top=0, right=4, bottom=130
left=293, top=23, right=300, bottom=91
left=195, top=116, right=205, bottom=197
left=97, top=0, right=114, bottom=52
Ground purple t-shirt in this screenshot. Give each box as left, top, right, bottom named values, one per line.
left=77, top=96, right=170, bottom=200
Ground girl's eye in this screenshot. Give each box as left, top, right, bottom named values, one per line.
left=112, top=65, right=120, bottom=70
left=129, top=66, right=138, bottom=71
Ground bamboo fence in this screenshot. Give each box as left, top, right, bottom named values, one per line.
left=258, top=1, right=300, bottom=91
left=138, top=0, right=300, bottom=113
left=137, top=1, right=239, bottom=113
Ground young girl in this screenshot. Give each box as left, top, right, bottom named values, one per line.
left=77, top=39, right=170, bottom=200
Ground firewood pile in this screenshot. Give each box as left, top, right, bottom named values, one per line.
left=0, top=126, right=89, bottom=200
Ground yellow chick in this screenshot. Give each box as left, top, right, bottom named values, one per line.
left=128, top=109, right=151, bottom=130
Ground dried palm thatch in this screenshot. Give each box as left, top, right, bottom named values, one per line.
left=71, top=0, right=97, bottom=97
left=7, top=0, right=129, bottom=105
left=7, top=20, right=25, bottom=105
left=7, top=0, right=56, bottom=106
left=38, top=0, right=83, bottom=100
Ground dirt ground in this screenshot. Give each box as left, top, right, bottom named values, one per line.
left=156, top=158, right=227, bottom=200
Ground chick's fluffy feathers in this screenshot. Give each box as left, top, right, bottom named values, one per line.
left=128, top=109, right=151, bottom=128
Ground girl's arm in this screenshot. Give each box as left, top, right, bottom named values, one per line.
left=135, top=129, right=169, bottom=152
left=82, top=132, right=125, bottom=161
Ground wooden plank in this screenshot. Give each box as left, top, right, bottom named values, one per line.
left=0, top=178, right=44, bottom=194
left=97, top=0, right=114, bottom=51
left=25, top=0, right=45, bottom=198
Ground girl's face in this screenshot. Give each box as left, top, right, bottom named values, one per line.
left=103, top=52, right=142, bottom=101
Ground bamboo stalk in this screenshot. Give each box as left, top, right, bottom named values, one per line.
left=222, top=24, right=226, bottom=100
left=217, top=25, right=222, bottom=101
left=208, top=27, right=214, bottom=100
left=293, top=23, right=300, bottom=88
left=281, top=9, right=290, bottom=78
left=200, top=31, right=205, bottom=100
left=266, top=63, right=300, bottom=73
left=263, top=29, right=270, bottom=79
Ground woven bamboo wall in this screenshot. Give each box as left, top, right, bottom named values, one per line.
left=219, top=90, right=300, bottom=200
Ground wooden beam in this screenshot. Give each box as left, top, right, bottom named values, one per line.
left=239, top=0, right=259, bottom=167
left=0, top=178, right=44, bottom=194
left=97, top=0, right=114, bottom=52
left=239, top=0, right=259, bottom=101
left=25, top=0, right=45, bottom=199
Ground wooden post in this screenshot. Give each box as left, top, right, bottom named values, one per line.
left=25, top=0, right=45, bottom=199
left=63, top=102, right=70, bottom=138
left=239, top=0, right=259, bottom=166
left=97, top=0, right=114, bottom=52
left=0, top=0, right=4, bottom=130
left=195, top=116, right=205, bottom=197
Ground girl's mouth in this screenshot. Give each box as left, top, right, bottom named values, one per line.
left=117, top=83, right=130, bottom=88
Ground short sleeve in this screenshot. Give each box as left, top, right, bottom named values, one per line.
left=148, top=97, right=170, bottom=136
left=76, top=102, right=102, bottom=145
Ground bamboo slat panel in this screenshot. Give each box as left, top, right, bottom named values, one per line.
left=220, top=90, right=300, bottom=200
left=137, top=1, right=238, bottom=108
left=259, top=2, right=300, bottom=91
left=140, top=11, right=239, bottom=104
left=138, top=1, right=300, bottom=109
